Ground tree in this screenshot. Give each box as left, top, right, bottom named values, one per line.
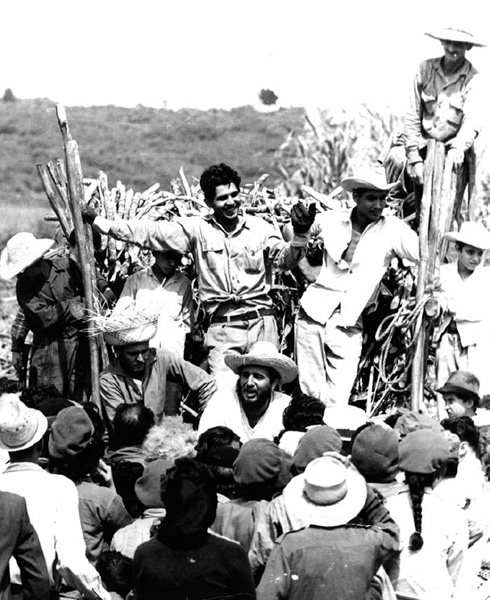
left=259, top=88, right=278, bottom=106
left=2, top=88, right=16, bottom=103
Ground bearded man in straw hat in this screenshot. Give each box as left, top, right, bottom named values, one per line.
left=83, top=163, right=316, bottom=378
left=295, top=168, right=418, bottom=406
left=432, top=222, right=490, bottom=394
left=256, top=454, right=399, bottom=600
left=197, top=341, right=297, bottom=443
left=98, top=308, right=216, bottom=439
left=0, top=393, right=112, bottom=600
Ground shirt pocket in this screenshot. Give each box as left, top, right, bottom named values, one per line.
left=421, top=91, right=437, bottom=117
left=243, top=244, right=264, bottom=273
left=201, top=237, right=226, bottom=271
left=446, top=94, right=464, bottom=128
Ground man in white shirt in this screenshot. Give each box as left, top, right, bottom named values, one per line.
left=295, top=168, right=419, bottom=406
left=0, top=394, right=111, bottom=600
left=198, top=342, right=297, bottom=442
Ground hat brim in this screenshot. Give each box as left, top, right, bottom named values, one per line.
left=224, top=353, right=298, bottom=384
left=340, top=178, right=397, bottom=193
left=424, top=31, right=485, bottom=47
left=444, top=231, right=490, bottom=250
left=0, top=239, right=54, bottom=280
left=436, top=383, right=480, bottom=402
left=282, top=467, right=367, bottom=527
left=0, top=411, right=48, bottom=452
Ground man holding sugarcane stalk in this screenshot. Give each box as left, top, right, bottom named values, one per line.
left=83, top=163, right=316, bottom=381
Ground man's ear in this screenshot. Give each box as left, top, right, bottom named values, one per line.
left=271, top=377, right=280, bottom=391
left=459, top=440, right=469, bottom=459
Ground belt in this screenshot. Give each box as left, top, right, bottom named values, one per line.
left=210, top=307, right=275, bottom=324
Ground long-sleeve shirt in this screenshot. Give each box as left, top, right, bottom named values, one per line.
left=404, top=57, right=482, bottom=165
left=100, top=347, right=216, bottom=430
left=386, top=487, right=468, bottom=600
left=94, top=213, right=308, bottom=317
left=256, top=523, right=397, bottom=600
left=112, top=267, right=194, bottom=355
left=300, top=210, right=418, bottom=326
left=0, top=463, right=110, bottom=600
left=0, top=490, right=50, bottom=600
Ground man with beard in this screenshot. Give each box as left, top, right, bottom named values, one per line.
left=197, top=342, right=297, bottom=443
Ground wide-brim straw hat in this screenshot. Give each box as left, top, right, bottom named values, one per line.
left=341, top=168, right=397, bottom=193
left=0, top=394, right=48, bottom=452
left=224, top=341, right=298, bottom=384
left=445, top=221, right=490, bottom=250
left=283, top=454, right=366, bottom=527
left=0, top=232, right=54, bottom=280
left=425, top=27, right=485, bottom=47
left=91, top=307, right=159, bottom=346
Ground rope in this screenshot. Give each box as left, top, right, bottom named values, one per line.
left=374, top=292, right=431, bottom=391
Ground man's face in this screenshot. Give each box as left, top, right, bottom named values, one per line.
left=353, top=189, right=387, bottom=224
left=458, top=244, right=483, bottom=273
left=238, top=366, right=275, bottom=408
left=441, top=39, right=470, bottom=67
left=208, top=183, right=240, bottom=226
left=443, top=393, right=473, bottom=418
left=153, top=251, right=181, bottom=277
left=117, top=342, right=150, bottom=378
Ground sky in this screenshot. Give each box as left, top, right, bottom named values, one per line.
left=0, top=0, right=488, bottom=113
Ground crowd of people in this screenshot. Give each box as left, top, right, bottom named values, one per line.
left=0, top=23, right=488, bottom=600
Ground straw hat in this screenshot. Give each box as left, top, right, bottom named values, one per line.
left=341, top=168, right=397, bottom=193
left=425, top=27, right=485, bottom=47
left=445, top=222, right=490, bottom=250
left=92, top=306, right=159, bottom=346
left=283, top=454, right=366, bottom=527
left=0, top=394, right=48, bottom=452
left=224, top=341, right=298, bottom=384
left=0, top=232, right=54, bottom=280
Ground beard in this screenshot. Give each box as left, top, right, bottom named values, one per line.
left=236, top=379, right=273, bottom=408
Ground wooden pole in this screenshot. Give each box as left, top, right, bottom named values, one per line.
left=411, top=140, right=436, bottom=411
left=56, top=104, right=101, bottom=409
left=36, top=164, right=72, bottom=239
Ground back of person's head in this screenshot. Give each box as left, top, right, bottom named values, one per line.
left=441, top=415, right=480, bottom=456
left=200, top=163, right=241, bottom=203
left=292, top=424, right=342, bottom=474
left=196, top=444, right=240, bottom=500
left=112, top=404, right=155, bottom=449
left=112, top=460, right=145, bottom=518
left=398, top=429, right=449, bottom=551
left=0, top=378, right=20, bottom=394
left=48, top=406, right=106, bottom=481
left=351, top=422, right=399, bottom=483
left=142, top=416, right=198, bottom=463
left=195, top=426, right=241, bottom=461
left=281, top=393, right=325, bottom=432
left=96, top=551, right=133, bottom=598
left=159, top=457, right=217, bottom=545
left=20, top=385, right=61, bottom=409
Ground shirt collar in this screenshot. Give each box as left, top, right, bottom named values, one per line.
left=205, top=212, right=250, bottom=234
left=435, top=56, right=473, bottom=84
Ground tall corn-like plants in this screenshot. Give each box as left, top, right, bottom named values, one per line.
left=276, top=105, right=401, bottom=197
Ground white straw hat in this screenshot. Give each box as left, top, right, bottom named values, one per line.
left=224, top=341, right=298, bottom=383
left=0, top=394, right=48, bottom=452
left=0, top=232, right=54, bottom=280
left=91, top=306, right=159, bottom=346
left=341, top=168, right=397, bottom=193
left=445, top=221, right=490, bottom=250
left=425, top=27, right=485, bottom=47
left=283, top=454, right=366, bottom=527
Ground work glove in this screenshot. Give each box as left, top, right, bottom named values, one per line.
left=81, top=206, right=98, bottom=225
left=11, top=350, right=25, bottom=379
left=291, top=201, right=316, bottom=234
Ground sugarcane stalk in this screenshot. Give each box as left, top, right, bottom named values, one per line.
left=56, top=104, right=101, bottom=409
left=36, top=164, right=72, bottom=238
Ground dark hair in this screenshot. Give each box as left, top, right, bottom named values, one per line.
left=441, top=416, right=480, bottom=457
left=96, top=551, right=133, bottom=597
left=405, top=471, right=438, bottom=551
left=20, top=385, right=61, bottom=409
left=0, top=378, right=20, bottom=394
left=199, top=163, right=241, bottom=203
left=281, top=393, right=325, bottom=432
left=112, top=460, right=145, bottom=518
left=195, top=426, right=241, bottom=460
left=112, top=404, right=155, bottom=449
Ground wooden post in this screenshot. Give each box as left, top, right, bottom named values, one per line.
left=36, top=164, right=72, bottom=239
left=56, top=104, right=101, bottom=409
left=411, top=140, right=436, bottom=411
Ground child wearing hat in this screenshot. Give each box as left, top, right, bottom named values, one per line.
left=385, top=429, right=468, bottom=599
left=434, top=223, right=490, bottom=396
